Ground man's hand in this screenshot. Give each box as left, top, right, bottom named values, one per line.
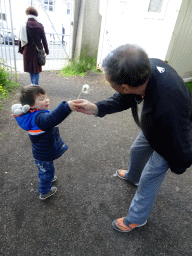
left=73, top=99, right=98, bottom=115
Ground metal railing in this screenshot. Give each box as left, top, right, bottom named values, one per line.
left=0, top=0, right=18, bottom=81
left=42, top=32, right=70, bottom=72
left=0, top=31, right=70, bottom=74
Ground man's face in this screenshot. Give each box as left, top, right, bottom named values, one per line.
left=31, top=93, right=50, bottom=110
left=109, top=81, right=133, bottom=94
left=105, top=75, right=148, bottom=95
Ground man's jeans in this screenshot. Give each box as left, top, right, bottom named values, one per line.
left=123, top=131, right=169, bottom=225
left=35, top=160, right=55, bottom=195
left=30, top=73, right=39, bottom=85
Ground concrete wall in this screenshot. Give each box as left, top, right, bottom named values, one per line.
left=97, top=0, right=183, bottom=66
left=166, top=0, right=192, bottom=80
left=71, top=0, right=81, bottom=60
left=73, top=0, right=101, bottom=60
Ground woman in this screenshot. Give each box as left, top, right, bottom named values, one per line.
left=19, top=7, right=49, bottom=85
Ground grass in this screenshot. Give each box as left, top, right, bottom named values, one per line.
left=60, top=55, right=101, bottom=77
left=0, top=64, right=20, bottom=109
left=186, top=80, right=192, bottom=93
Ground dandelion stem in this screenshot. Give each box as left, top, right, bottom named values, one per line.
left=77, top=90, right=83, bottom=99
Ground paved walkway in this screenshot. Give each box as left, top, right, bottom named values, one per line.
left=0, top=71, right=192, bottom=256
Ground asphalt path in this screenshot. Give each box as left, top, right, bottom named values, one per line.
left=0, top=71, right=192, bottom=255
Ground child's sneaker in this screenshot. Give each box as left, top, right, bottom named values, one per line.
left=112, top=217, right=147, bottom=232
left=39, top=186, right=57, bottom=200
left=52, top=176, right=57, bottom=182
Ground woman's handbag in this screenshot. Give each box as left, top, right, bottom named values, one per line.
left=27, top=26, right=46, bottom=66
left=37, top=49, right=46, bottom=66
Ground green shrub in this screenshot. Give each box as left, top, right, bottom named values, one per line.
left=0, top=63, right=20, bottom=109
left=186, top=81, right=192, bottom=93
left=60, top=55, right=101, bottom=77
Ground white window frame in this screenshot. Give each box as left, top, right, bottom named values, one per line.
left=66, top=2, right=70, bottom=15
left=144, top=0, right=169, bottom=20
left=44, top=0, right=55, bottom=12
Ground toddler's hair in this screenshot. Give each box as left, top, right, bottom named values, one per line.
left=20, top=85, right=46, bottom=106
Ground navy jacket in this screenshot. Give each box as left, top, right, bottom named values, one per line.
left=15, top=101, right=71, bottom=161
left=95, top=59, right=192, bottom=174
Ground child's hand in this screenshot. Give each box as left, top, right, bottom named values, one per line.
left=73, top=99, right=98, bottom=115
left=67, top=100, right=78, bottom=111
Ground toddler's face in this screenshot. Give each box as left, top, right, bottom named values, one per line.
left=31, top=93, right=50, bottom=110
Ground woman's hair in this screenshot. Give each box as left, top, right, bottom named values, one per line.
left=102, top=44, right=152, bottom=87
left=20, top=85, right=46, bottom=106
left=25, top=6, right=38, bottom=17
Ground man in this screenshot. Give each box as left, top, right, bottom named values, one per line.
left=74, top=44, right=192, bottom=232
left=62, top=25, right=65, bottom=45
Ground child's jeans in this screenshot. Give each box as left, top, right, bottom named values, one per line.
left=123, top=131, right=169, bottom=225
left=35, top=159, right=55, bottom=195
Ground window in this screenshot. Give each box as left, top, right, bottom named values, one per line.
left=67, top=2, right=70, bottom=15
left=144, top=0, right=169, bottom=19
left=0, top=13, right=6, bottom=21
left=148, top=0, right=164, bottom=13
left=44, top=0, right=55, bottom=12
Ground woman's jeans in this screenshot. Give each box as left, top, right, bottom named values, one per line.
left=124, top=131, right=169, bottom=225
left=30, top=73, right=39, bottom=85
left=35, top=159, right=55, bottom=195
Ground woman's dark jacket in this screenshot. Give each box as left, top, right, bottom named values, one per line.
left=18, top=18, right=49, bottom=73
left=14, top=101, right=71, bottom=161
left=95, top=58, right=192, bottom=174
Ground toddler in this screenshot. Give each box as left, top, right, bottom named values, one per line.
left=12, top=85, right=76, bottom=200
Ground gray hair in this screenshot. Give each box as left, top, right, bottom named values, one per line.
left=102, top=44, right=151, bottom=87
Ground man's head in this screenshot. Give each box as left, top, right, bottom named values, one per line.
left=20, top=85, right=49, bottom=110
left=102, top=44, right=151, bottom=94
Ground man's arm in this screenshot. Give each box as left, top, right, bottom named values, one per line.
left=95, top=92, right=135, bottom=117
left=74, top=93, right=135, bottom=117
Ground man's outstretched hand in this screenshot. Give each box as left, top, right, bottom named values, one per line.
left=73, top=99, right=98, bottom=115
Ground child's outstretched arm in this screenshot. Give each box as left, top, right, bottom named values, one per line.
left=35, top=101, right=77, bottom=130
